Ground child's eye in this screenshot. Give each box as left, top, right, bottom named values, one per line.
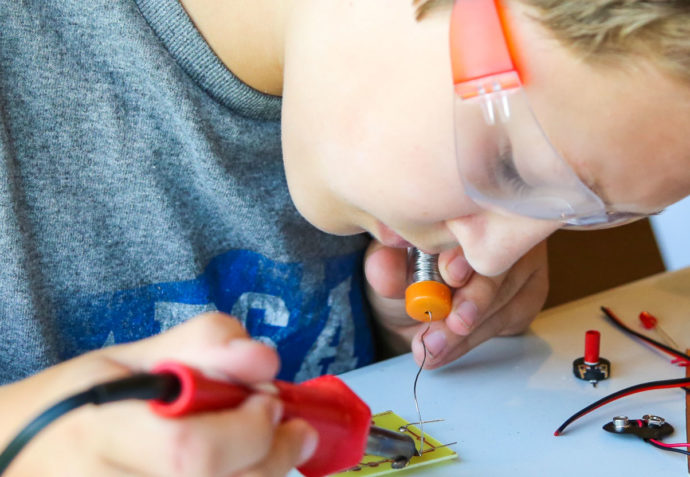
left=496, top=142, right=530, bottom=194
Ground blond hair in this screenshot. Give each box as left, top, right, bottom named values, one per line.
left=415, top=0, right=690, bottom=84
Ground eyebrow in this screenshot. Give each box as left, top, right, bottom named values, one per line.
left=586, top=177, right=664, bottom=215
left=414, top=0, right=453, bottom=20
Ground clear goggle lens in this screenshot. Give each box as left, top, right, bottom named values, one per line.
left=454, top=72, right=648, bottom=229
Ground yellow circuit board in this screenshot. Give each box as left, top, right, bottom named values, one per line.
left=334, top=411, right=458, bottom=476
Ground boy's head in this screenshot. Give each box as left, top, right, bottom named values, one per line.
left=280, top=0, right=690, bottom=276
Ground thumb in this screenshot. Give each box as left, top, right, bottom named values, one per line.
left=100, top=312, right=280, bottom=383
left=438, top=246, right=474, bottom=288
left=364, top=239, right=408, bottom=299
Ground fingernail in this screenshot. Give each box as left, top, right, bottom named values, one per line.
left=446, top=255, right=472, bottom=284
left=454, top=301, right=479, bottom=330
left=298, top=425, right=320, bottom=464
left=422, top=330, right=447, bottom=357
left=223, top=338, right=262, bottom=353
left=270, top=399, right=284, bottom=425
left=249, top=395, right=283, bottom=425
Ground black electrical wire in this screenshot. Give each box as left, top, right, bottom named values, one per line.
left=0, top=373, right=180, bottom=476
left=554, top=377, right=690, bottom=436
left=601, top=306, right=690, bottom=364
left=646, top=439, right=690, bottom=456
left=555, top=305, right=690, bottom=464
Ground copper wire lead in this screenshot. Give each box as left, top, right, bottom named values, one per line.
left=398, top=419, right=444, bottom=432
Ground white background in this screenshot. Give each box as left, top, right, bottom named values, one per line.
left=651, top=196, right=690, bottom=270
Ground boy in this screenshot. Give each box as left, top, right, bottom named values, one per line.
left=0, top=0, right=687, bottom=475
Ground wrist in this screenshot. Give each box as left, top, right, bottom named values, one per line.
left=0, top=353, right=129, bottom=450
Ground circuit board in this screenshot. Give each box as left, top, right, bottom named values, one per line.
left=334, top=411, right=458, bottom=476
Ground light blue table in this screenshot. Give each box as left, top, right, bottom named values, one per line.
left=335, top=267, right=690, bottom=476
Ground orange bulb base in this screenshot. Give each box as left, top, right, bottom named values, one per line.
left=405, top=281, right=452, bottom=322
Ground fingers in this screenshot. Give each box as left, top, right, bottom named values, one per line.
left=11, top=313, right=309, bottom=477
left=366, top=239, right=549, bottom=370
left=237, top=419, right=319, bottom=477
left=366, top=242, right=474, bottom=297
left=9, top=371, right=286, bottom=477
left=444, top=273, right=501, bottom=337
left=438, top=247, right=474, bottom=288
left=92, top=313, right=310, bottom=476
left=101, top=312, right=280, bottom=383
left=445, top=242, right=547, bottom=337
left=363, top=240, right=413, bottom=341
left=442, top=266, right=547, bottom=367
left=496, top=250, right=549, bottom=336
left=364, top=239, right=407, bottom=299
left=410, top=321, right=449, bottom=366
left=87, top=391, right=315, bottom=477
left=409, top=271, right=503, bottom=365
left=411, top=242, right=548, bottom=368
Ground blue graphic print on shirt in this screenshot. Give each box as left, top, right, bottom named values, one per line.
left=54, top=249, right=374, bottom=382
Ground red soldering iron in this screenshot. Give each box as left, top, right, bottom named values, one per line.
left=155, top=251, right=451, bottom=474
left=149, top=362, right=418, bottom=477
left=0, top=361, right=417, bottom=477
left=1, top=252, right=450, bottom=477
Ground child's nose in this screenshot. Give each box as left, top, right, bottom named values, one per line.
left=447, top=212, right=560, bottom=276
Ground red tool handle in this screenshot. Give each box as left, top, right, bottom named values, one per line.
left=149, top=362, right=371, bottom=477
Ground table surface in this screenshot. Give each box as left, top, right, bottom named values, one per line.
left=337, top=267, right=690, bottom=476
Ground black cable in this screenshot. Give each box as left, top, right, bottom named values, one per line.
left=554, top=377, right=690, bottom=436
left=601, top=306, right=690, bottom=363
left=646, top=439, right=690, bottom=456
left=0, top=389, right=96, bottom=475
left=0, top=373, right=180, bottom=476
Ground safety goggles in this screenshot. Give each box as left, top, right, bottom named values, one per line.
left=449, top=0, right=653, bottom=229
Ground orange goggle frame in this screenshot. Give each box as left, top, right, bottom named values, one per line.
left=450, top=0, right=519, bottom=99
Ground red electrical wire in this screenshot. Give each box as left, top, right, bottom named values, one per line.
left=555, top=307, right=690, bottom=461
left=555, top=307, right=690, bottom=436
left=647, top=438, right=690, bottom=456
left=601, top=306, right=690, bottom=365
left=554, top=377, right=690, bottom=435
left=649, top=440, right=690, bottom=448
